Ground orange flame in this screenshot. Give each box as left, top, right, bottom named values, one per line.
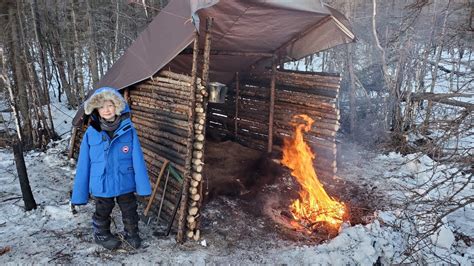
left=281, top=114, right=346, bottom=230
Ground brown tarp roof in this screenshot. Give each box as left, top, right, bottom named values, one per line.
left=73, top=0, right=355, bottom=125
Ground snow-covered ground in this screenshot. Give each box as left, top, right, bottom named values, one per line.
left=0, top=137, right=472, bottom=264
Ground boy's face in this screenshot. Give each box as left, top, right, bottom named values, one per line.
left=98, top=100, right=116, bottom=121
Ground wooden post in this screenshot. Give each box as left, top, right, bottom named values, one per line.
left=177, top=33, right=199, bottom=243
left=267, top=55, right=277, bottom=153
left=201, top=17, right=214, bottom=88
left=124, top=88, right=130, bottom=104
left=234, top=72, right=240, bottom=137
left=68, top=127, right=78, bottom=159
left=1, top=48, right=37, bottom=211
left=187, top=17, right=213, bottom=241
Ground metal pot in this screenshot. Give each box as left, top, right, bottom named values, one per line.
left=208, top=82, right=228, bottom=103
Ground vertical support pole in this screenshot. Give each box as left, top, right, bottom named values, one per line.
left=177, top=32, right=199, bottom=243
left=267, top=55, right=277, bottom=153
left=193, top=16, right=213, bottom=240
left=123, top=88, right=130, bottom=104
left=234, top=72, right=240, bottom=137
left=201, top=17, right=213, bottom=89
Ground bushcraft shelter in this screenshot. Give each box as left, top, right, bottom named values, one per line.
left=70, top=0, right=355, bottom=243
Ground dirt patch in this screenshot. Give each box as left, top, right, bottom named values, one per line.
left=200, top=140, right=380, bottom=244
left=203, top=140, right=281, bottom=200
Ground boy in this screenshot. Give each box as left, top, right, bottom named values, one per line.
left=71, top=87, right=151, bottom=250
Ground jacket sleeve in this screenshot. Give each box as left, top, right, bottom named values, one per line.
left=71, top=131, right=91, bottom=205
left=132, top=128, right=152, bottom=196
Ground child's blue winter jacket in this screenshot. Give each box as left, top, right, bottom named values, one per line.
left=71, top=87, right=152, bottom=204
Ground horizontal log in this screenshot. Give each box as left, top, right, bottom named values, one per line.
left=132, top=115, right=190, bottom=138
left=275, top=68, right=341, bottom=80
left=158, top=70, right=193, bottom=83
left=228, top=85, right=338, bottom=101
left=130, top=95, right=192, bottom=114
left=131, top=104, right=189, bottom=122
left=131, top=109, right=189, bottom=130
left=274, top=115, right=340, bottom=132
left=136, top=83, right=191, bottom=97
left=140, top=138, right=186, bottom=165
left=131, top=101, right=190, bottom=120
left=141, top=148, right=186, bottom=174
left=275, top=123, right=337, bottom=138
left=241, top=78, right=340, bottom=98
left=144, top=80, right=192, bottom=94
left=274, top=105, right=340, bottom=121
left=245, top=69, right=341, bottom=83
left=133, top=121, right=189, bottom=147
left=257, top=71, right=341, bottom=86
left=131, top=87, right=191, bottom=102
left=137, top=130, right=188, bottom=153
left=150, top=76, right=191, bottom=87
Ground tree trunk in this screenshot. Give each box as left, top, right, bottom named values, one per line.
left=423, top=0, right=450, bottom=132
left=1, top=50, right=37, bottom=211
left=12, top=140, right=37, bottom=211
left=86, top=0, right=100, bottom=87
left=9, top=3, right=34, bottom=148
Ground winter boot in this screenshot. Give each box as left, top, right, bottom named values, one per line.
left=122, top=221, right=141, bottom=249
left=92, top=218, right=121, bottom=250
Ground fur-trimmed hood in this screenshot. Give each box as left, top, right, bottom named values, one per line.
left=84, top=87, right=128, bottom=116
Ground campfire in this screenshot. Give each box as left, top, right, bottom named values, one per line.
left=281, top=114, right=347, bottom=233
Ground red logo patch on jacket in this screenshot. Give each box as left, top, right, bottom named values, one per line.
left=122, top=146, right=129, bottom=153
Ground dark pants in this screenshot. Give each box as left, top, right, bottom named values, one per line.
left=93, top=192, right=139, bottom=235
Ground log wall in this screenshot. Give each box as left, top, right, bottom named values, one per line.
left=207, top=69, right=341, bottom=180
left=131, top=70, right=195, bottom=233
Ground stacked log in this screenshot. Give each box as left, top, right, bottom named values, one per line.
left=131, top=70, right=197, bottom=239
left=206, top=69, right=341, bottom=181
left=185, top=81, right=208, bottom=240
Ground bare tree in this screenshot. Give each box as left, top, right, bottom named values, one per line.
left=0, top=47, right=37, bottom=211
